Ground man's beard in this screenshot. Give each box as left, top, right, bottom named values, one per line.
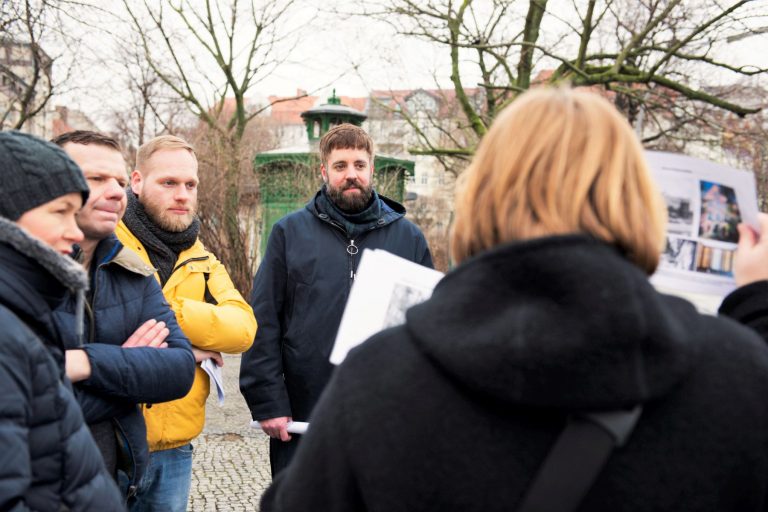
left=143, top=199, right=196, bottom=232
left=326, top=181, right=373, bottom=213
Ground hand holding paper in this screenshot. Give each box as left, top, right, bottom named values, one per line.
left=330, top=249, right=444, bottom=365
left=646, top=150, right=760, bottom=311
left=250, top=420, right=308, bottom=435
left=200, top=358, right=225, bottom=405
left=734, top=213, right=768, bottom=287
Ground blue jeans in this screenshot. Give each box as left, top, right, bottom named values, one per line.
left=129, top=444, right=193, bottom=512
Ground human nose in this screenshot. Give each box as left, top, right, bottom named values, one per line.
left=65, top=216, right=85, bottom=244
left=105, top=179, right=126, bottom=200
left=174, top=185, right=191, bottom=202
left=343, top=167, right=358, bottom=181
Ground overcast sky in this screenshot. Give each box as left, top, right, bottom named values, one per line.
left=51, top=0, right=768, bottom=125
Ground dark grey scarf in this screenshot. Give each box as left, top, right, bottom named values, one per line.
left=317, top=185, right=382, bottom=240
left=122, top=189, right=200, bottom=285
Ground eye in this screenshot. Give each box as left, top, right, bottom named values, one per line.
left=88, top=176, right=104, bottom=182
left=186, top=182, right=197, bottom=190
left=163, top=180, right=176, bottom=186
left=54, top=204, right=75, bottom=215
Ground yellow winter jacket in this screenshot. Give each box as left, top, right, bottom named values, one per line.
left=116, top=221, right=257, bottom=451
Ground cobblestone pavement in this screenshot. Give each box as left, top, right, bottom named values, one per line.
left=189, top=353, right=271, bottom=511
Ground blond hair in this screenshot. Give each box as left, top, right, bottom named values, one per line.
left=136, top=135, right=196, bottom=172
left=450, top=87, right=667, bottom=274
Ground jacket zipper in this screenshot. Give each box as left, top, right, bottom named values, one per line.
left=347, top=239, right=359, bottom=282
left=84, top=261, right=108, bottom=344
left=113, top=419, right=139, bottom=497
left=84, top=300, right=95, bottom=344
left=167, top=256, right=210, bottom=284
left=171, top=256, right=209, bottom=275
left=319, top=217, right=363, bottom=287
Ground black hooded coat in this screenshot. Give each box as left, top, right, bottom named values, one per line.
left=262, top=235, right=768, bottom=512
left=0, top=217, right=124, bottom=511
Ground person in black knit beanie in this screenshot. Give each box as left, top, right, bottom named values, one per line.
left=0, top=130, right=124, bottom=511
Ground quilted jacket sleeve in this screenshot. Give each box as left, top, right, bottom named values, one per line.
left=0, top=332, right=34, bottom=512
left=73, top=387, right=134, bottom=424
left=78, top=277, right=196, bottom=404
left=173, top=253, right=256, bottom=354
left=239, top=225, right=292, bottom=421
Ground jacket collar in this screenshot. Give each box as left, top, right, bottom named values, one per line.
left=74, top=234, right=156, bottom=277
left=0, top=216, right=88, bottom=294
left=306, top=187, right=405, bottom=235
left=0, top=216, right=88, bottom=343
left=406, top=235, right=699, bottom=411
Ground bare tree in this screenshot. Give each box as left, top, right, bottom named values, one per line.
left=0, top=0, right=85, bottom=134
left=361, top=0, right=767, bottom=167
left=405, top=194, right=453, bottom=271
left=121, top=0, right=305, bottom=293
left=107, top=37, right=192, bottom=167
left=712, top=83, right=768, bottom=208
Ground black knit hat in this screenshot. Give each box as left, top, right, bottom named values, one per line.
left=0, top=130, right=90, bottom=220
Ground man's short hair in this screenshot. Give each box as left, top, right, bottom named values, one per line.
left=52, top=130, right=121, bottom=152
left=136, top=135, right=196, bottom=172
left=318, top=124, right=374, bottom=165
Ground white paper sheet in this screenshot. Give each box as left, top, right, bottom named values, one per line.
left=250, top=420, right=309, bottom=435
left=330, top=249, right=444, bottom=365
left=646, top=150, right=759, bottom=306
left=201, top=358, right=225, bottom=405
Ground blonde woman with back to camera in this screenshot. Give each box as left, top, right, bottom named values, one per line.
left=260, top=88, right=768, bottom=511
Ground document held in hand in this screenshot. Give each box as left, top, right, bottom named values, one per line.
left=330, top=248, right=444, bottom=365
left=201, top=358, right=225, bottom=405
left=250, top=420, right=309, bottom=435
left=646, top=150, right=760, bottom=313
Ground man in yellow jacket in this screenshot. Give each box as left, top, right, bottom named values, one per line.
left=116, top=135, right=257, bottom=512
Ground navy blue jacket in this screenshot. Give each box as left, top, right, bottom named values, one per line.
left=0, top=224, right=124, bottom=510
left=55, top=234, right=196, bottom=490
left=240, top=191, right=432, bottom=423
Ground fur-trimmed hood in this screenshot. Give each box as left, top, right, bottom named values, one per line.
left=0, top=216, right=88, bottom=292
left=0, top=216, right=88, bottom=343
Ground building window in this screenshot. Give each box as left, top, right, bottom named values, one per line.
left=420, top=173, right=428, bottom=185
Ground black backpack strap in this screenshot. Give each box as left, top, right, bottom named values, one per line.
left=517, top=406, right=642, bottom=512
left=202, top=272, right=218, bottom=305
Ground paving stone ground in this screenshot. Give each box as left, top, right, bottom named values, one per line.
left=188, top=353, right=272, bottom=511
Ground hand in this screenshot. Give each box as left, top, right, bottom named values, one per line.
left=734, top=213, right=768, bottom=286
left=192, top=348, right=224, bottom=367
left=65, top=349, right=92, bottom=382
left=260, top=416, right=292, bottom=442
left=122, top=319, right=169, bottom=348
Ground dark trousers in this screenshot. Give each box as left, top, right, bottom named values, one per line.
left=269, top=436, right=301, bottom=477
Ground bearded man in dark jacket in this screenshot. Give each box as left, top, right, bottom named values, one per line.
left=51, top=131, right=196, bottom=497
left=240, top=124, right=433, bottom=476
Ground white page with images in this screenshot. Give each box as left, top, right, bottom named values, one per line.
left=646, top=151, right=759, bottom=309
left=330, top=249, right=444, bottom=365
